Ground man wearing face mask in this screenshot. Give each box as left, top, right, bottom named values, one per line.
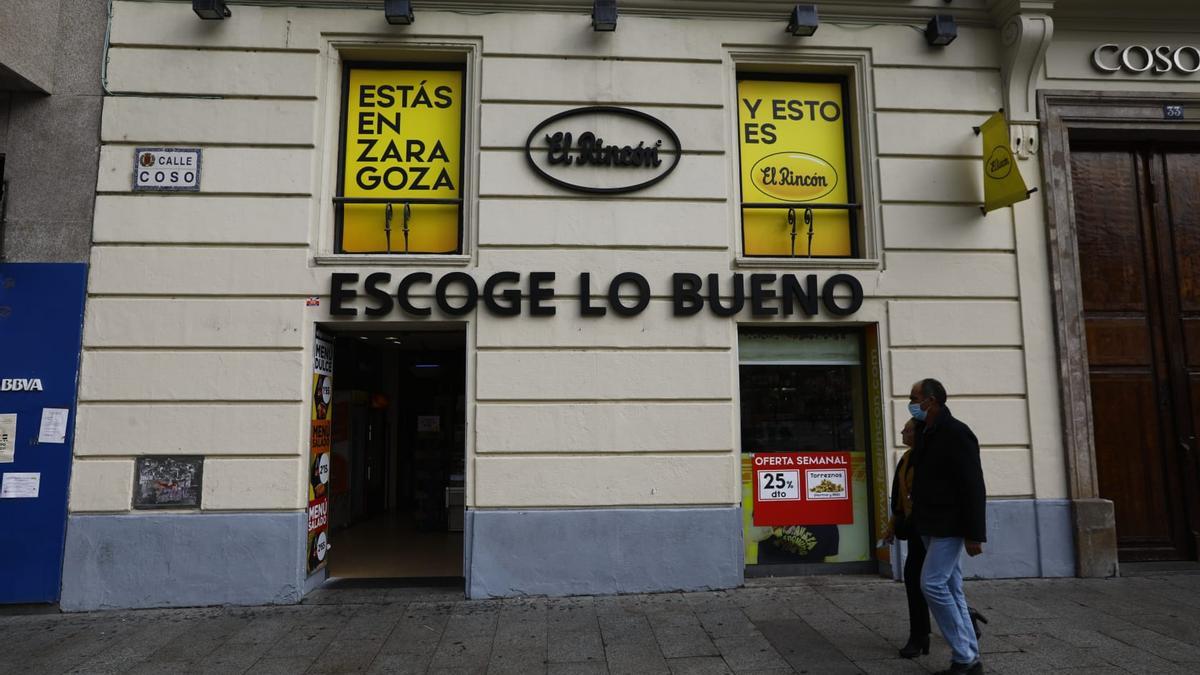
left=908, top=378, right=987, bottom=675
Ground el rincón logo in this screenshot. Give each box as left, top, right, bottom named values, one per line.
left=986, top=145, right=1014, bottom=180
left=751, top=152, right=838, bottom=201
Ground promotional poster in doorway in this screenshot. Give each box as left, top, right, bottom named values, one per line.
left=752, top=452, right=852, bottom=526
left=742, top=451, right=868, bottom=565
left=307, top=335, right=334, bottom=574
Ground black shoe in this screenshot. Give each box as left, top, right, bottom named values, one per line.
left=934, top=660, right=983, bottom=675
left=898, top=634, right=930, bottom=658
left=968, top=607, right=989, bottom=639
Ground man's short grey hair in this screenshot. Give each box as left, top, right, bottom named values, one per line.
left=918, top=378, right=947, bottom=405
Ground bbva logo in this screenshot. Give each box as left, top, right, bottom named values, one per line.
left=1, top=378, right=44, bottom=392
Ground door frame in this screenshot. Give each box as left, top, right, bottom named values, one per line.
left=308, top=320, right=472, bottom=590
left=1040, top=91, right=1200, bottom=575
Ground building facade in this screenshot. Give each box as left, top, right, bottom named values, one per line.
left=53, top=0, right=1200, bottom=610
left=0, top=0, right=106, bottom=604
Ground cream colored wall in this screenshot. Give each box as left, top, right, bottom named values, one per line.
left=1045, top=30, right=1200, bottom=93
left=72, top=0, right=1044, bottom=514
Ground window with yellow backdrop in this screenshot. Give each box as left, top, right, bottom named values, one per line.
left=339, top=66, right=464, bottom=254
left=736, top=78, right=855, bottom=258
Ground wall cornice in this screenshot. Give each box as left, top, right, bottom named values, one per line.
left=141, top=0, right=1001, bottom=26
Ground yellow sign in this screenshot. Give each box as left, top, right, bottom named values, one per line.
left=980, top=111, right=1030, bottom=213
left=341, top=67, right=463, bottom=253
left=736, top=79, right=852, bottom=257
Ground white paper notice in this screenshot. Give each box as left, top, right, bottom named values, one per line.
left=1, top=472, right=39, bottom=498
left=0, top=414, right=16, bottom=463
left=38, top=408, right=69, bottom=444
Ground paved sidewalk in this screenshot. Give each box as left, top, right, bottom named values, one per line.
left=4, top=572, right=1200, bottom=674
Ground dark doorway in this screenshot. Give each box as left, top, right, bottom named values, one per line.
left=1071, top=142, right=1200, bottom=562
left=325, top=327, right=466, bottom=579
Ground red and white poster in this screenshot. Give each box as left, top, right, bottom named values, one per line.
left=307, top=334, right=333, bottom=574
left=751, top=452, right=853, bottom=526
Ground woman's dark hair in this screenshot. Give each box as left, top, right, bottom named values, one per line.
left=920, top=378, right=948, bottom=405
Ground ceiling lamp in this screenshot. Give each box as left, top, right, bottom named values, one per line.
left=385, top=0, right=414, bottom=25
left=786, top=5, right=819, bottom=37
left=192, top=0, right=231, bottom=20
left=925, top=15, right=958, bottom=47
left=592, top=0, right=617, bottom=32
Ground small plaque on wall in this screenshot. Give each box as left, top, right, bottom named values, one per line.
left=133, top=148, right=201, bottom=191
left=133, top=456, right=202, bottom=509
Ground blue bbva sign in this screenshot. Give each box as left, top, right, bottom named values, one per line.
left=0, top=263, right=87, bottom=604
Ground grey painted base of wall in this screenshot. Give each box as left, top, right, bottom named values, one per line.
left=57, top=500, right=1071, bottom=609
left=467, top=507, right=743, bottom=598
left=305, top=567, right=329, bottom=595
left=60, top=511, right=308, bottom=611
left=892, top=499, right=1074, bottom=580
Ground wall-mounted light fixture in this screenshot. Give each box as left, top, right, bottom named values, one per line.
left=192, top=0, right=231, bottom=20
left=385, top=0, right=414, bottom=25
left=592, top=0, right=617, bottom=32
left=786, top=5, right=819, bottom=37
left=925, top=15, right=957, bottom=46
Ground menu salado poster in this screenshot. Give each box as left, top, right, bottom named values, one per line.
left=307, top=335, right=333, bottom=573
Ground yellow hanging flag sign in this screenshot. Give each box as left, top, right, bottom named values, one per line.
left=980, top=112, right=1030, bottom=213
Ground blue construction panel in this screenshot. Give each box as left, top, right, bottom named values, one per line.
left=0, top=263, right=88, bottom=604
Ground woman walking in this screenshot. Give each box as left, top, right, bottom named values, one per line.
left=885, top=418, right=930, bottom=658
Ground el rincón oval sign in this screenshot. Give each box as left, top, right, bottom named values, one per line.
left=525, top=106, right=682, bottom=194
left=751, top=152, right=838, bottom=202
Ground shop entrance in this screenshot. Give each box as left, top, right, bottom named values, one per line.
left=1071, top=142, right=1200, bottom=562
left=738, top=327, right=878, bottom=575
left=323, top=327, right=466, bottom=579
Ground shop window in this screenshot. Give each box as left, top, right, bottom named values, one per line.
left=336, top=63, right=465, bottom=254
left=735, top=75, right=859, bottom=258
left=738, top=328, right=875, bottom=569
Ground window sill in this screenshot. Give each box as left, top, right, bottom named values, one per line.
left=313, top=254, right=472, bottom=267
left=734, top=256, right=881, bottom=270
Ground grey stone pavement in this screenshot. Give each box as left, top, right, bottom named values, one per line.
left=5, top=571, right=1200, bottom=675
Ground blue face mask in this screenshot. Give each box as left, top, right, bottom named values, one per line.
left=908, top=402, right=927, bottom=422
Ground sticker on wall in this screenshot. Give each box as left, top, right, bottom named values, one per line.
left=0, top=414, right=16, bottom=463
left=37, top=408, right=68, bottom=444
left=133, top=456, right=202, bottom=509
left=0, top=472, right=39, bottom=499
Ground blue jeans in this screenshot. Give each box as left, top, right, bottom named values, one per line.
left=921, top=536, right=979, bottom=664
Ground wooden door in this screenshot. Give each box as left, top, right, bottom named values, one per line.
left=1160, top=151, right=1200, bottom=559
left=1072, top=143, right=1200, bottom=561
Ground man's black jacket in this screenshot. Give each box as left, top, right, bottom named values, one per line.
left=910, top=406, right=987, bottom=542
